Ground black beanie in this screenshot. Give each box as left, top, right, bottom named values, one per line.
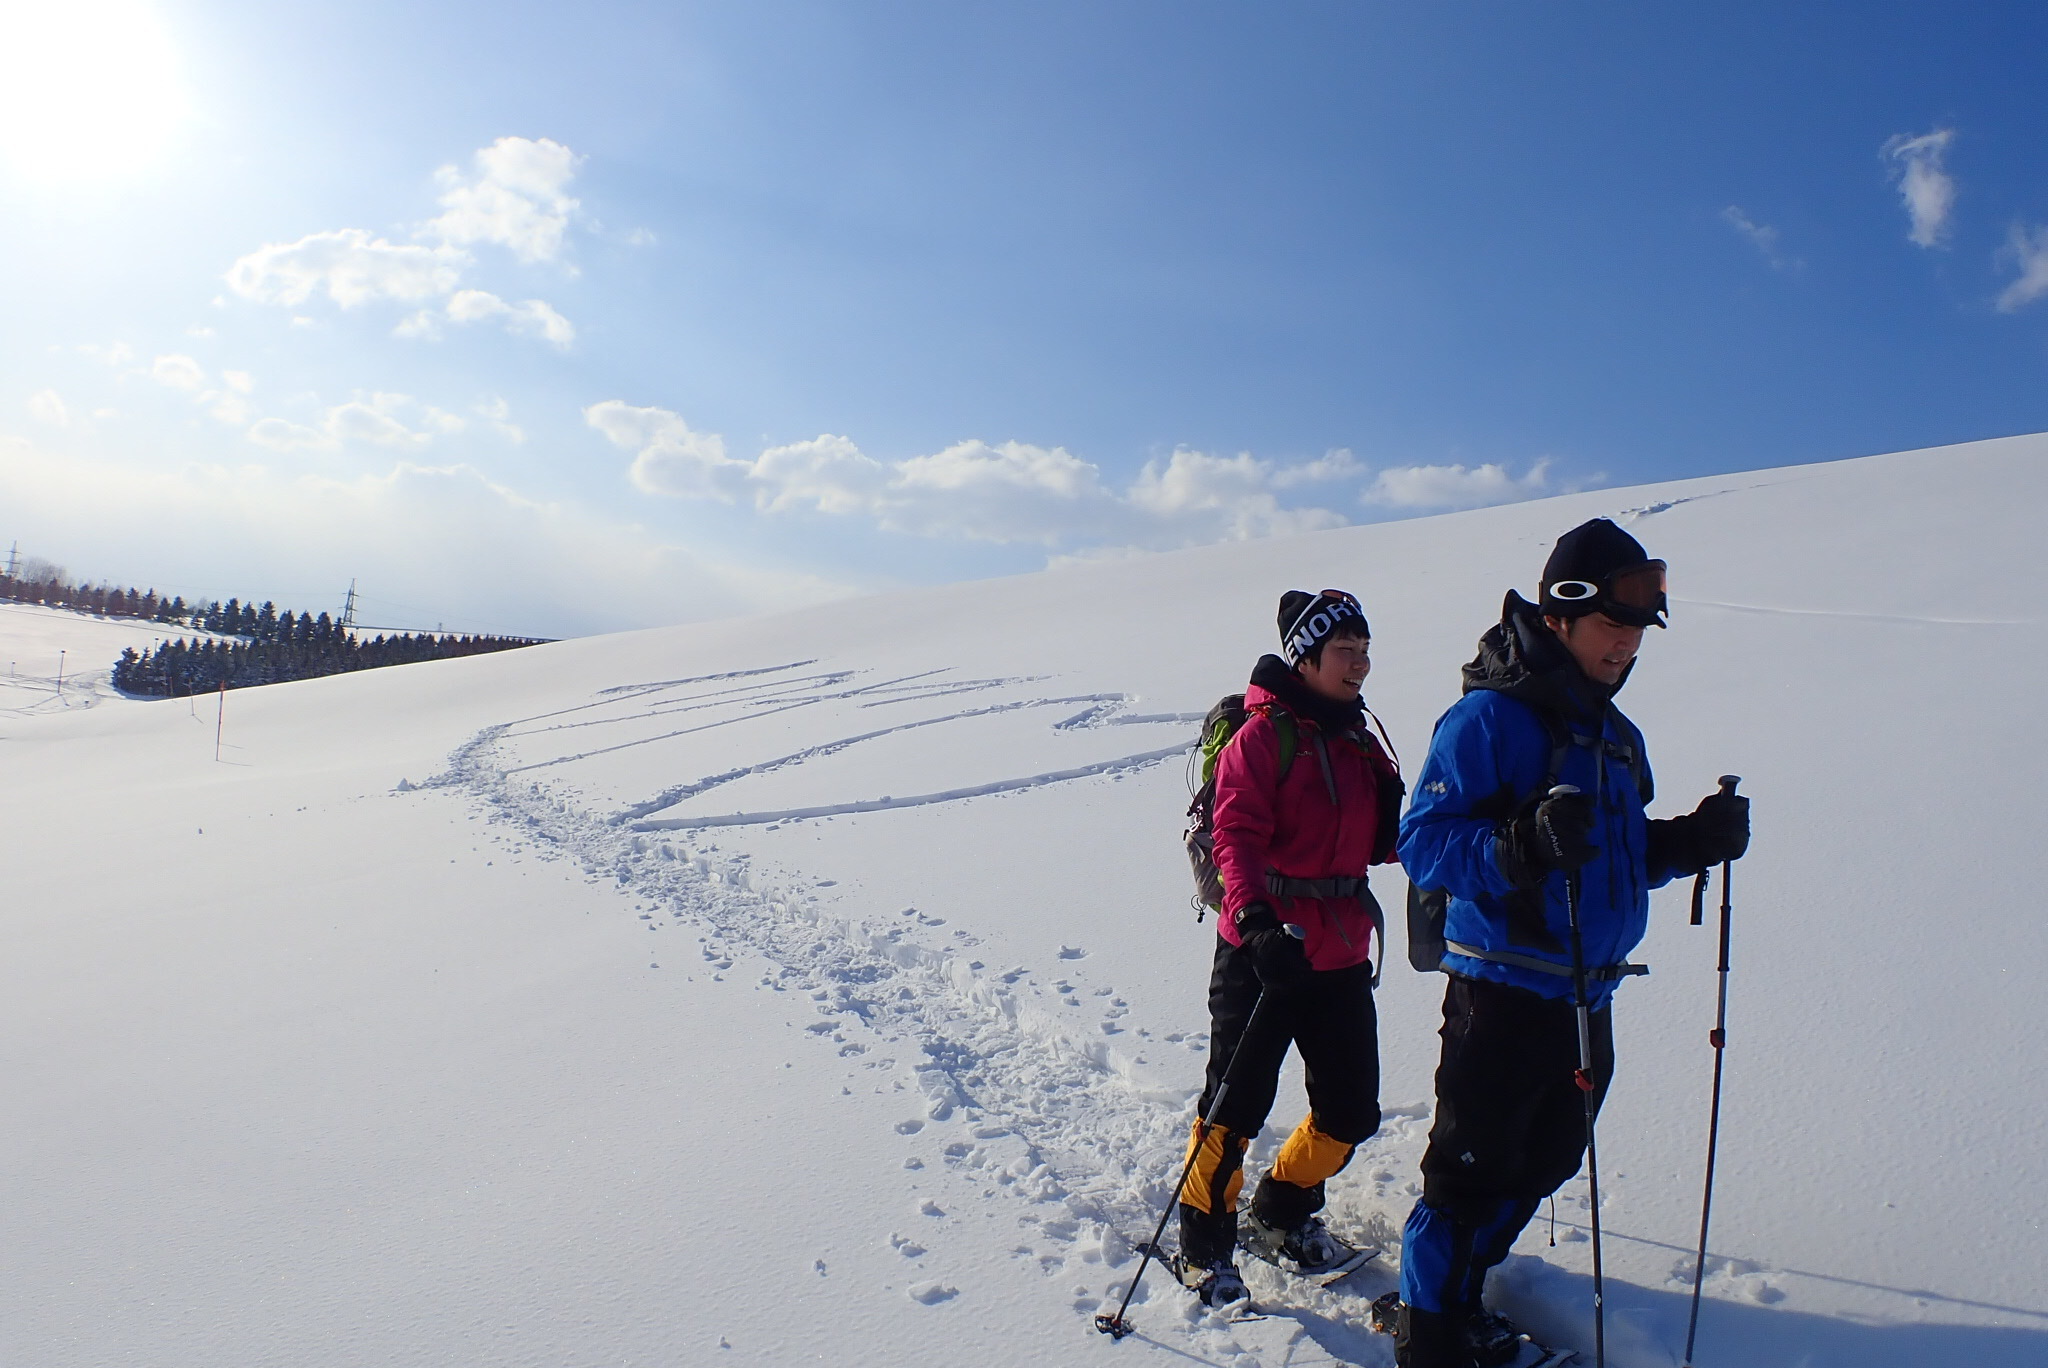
left=1277, top=589, right=1369, bottom=666
left=1539, top=518, right=1665, bottom=625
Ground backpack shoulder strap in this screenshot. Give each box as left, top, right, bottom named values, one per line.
left=1250, top=701, right=1299, bottom=781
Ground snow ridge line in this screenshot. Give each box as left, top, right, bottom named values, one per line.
left=432, top=722, right=1206, bottom=1285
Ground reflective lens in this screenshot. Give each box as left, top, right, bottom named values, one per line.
left=1606, top=562, right=1666, bottom=610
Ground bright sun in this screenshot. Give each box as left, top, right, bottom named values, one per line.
left=0, top=0, right=189, bottom=183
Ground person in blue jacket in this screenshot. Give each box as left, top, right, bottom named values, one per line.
left=1391, top=519, right=1749, bottom=1368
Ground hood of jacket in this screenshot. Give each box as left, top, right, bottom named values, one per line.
left=1245, top=652, right=1367, bottom=736
left=1459, top=591, right=1631, bottom=724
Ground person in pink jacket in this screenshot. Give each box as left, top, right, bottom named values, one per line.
left=1176, top=588, right=1405, bottom=1305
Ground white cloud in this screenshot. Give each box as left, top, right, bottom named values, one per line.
left=243, top=393, right=461, bottom=453
left=1721, top=205, right=1797, bottom=270
left=1127, top=447, right=1347, bottom=542
left=248, top=418, right=335, bottom=453
left=326, top=400, right=424, bottom=448
left=0, top=436, right=850, bottom=638
left=426, top=136, right=581, bottom=264
left=27, top=389, right=68, bottom=427
left=223, top=370, right=254, bottom=395
left=475, top=396, right=525, bottom=444
left=205, top=391, right=253, bottom=426
left=322, top=392, right=465, bottom=448
left=1363, top=459, right=1553, bottom=510
left=150, top=353, right=206, bottom=390
left=223, top=138, right=583, bottom=353
left=592, top=402, right=1585, bottom=552
left=752, top=434, right=887, bottom=516
left=586, top=400, right=751, bottom=500
left=78, top=341, right=135, bottom=367
left=443, top=289, right=576, bottom=346
left=1882, top=128, right=1957, bottom=249
left=227, top=228, right=466, bottom=308
left=1270, top=447, right=1364, bottom=488
left=1996, top=223, right=2048, bottom=312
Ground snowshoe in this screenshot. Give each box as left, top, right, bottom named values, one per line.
left=1180, top=1256, right=1250, bottom=1308
left=1465, top=1306, right=1525, bottom=1367
left=1132, top=1242, right=1256, bottom=1311
left=1238, top=1205, right=1379, bottom=1285
left=1368, top=1292, right=1580, bottom=1368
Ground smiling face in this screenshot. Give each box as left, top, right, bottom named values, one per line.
left=1546, top=611, right=1645, bottom=686
left=1297, top=630, right=1371, bottom=702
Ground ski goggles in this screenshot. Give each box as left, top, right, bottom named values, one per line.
left=1282, top=589, right=1370, bottom=665
left=1542, top=560, right=1667, bottom=628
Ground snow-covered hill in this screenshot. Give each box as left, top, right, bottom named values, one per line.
left=3, top=434, right=2043, bottom=1367
left=0, top=600, right=224, bottom=713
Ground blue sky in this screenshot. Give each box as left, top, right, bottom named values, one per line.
left=4, top=1, right=2047, bottom=637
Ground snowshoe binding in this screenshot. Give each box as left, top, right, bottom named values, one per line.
left=1368, top=1292, right=1580, bottom=1368
left=1179, top=1256, right=1250, bottom=1308
left=1238, top=1205, right=1378, bottom=1285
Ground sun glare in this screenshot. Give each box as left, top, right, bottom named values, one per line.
left=0, top=0, right=189, bottom=184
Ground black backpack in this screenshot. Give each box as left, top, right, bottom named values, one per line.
left=1405, top=704, right=1651, bottom=972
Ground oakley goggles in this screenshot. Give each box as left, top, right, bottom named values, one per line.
left=1543, top=560, right=1667, bottom=628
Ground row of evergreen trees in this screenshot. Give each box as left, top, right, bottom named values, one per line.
left=1, top=563, right=545, bottom=696
left=0, top=570, right=357, bottom=643
left=114, top=631, right=536, bottom=697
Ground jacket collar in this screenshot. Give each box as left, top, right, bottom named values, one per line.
left=1247, top=653, right=1366, bottom=736
left=1460, top=591, right=1629, bottom=724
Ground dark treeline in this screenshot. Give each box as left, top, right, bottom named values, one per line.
left=114, top=630, right=537, bottom=697
left=1, top=570, right=209, bottom=627
left=1, top=566, right=544, bottom=697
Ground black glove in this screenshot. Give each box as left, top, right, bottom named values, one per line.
left=1497, top=790, right=1597, bottom=889
left=1372, top=771, right=1407, bottom=864
left=1648, top=788, right=1750, bottom=876
left=1234, top=901, right=1312, bottom=990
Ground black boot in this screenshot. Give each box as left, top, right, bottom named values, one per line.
left=1177, top=1200, right=1238, bottom=1268
left=1396, top=1302, right=1478, bottom=1368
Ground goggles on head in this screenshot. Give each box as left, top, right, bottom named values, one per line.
left=1543, top=560, right=1667, bottom=628
left=1282, top=588, right=1370, bottom=665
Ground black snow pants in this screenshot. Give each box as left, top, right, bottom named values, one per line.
left=1178, top=934, right=1381, bottom=1266
left=1397, top=974, right=1614, bottom=1365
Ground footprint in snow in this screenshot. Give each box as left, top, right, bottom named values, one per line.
left=906, top=1280, right=957, bottom=1304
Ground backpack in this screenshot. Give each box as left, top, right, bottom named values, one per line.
left=1405, top=703, right=1652, bottom=973
left=1183, top=693, right=1297, bottom=921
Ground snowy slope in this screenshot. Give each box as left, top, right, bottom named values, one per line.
left=0, top=600, right=223, bottom=713
left=2, top=433, right=2044, bottom=1367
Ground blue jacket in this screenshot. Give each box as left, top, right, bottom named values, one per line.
left=1398, top=593, right=1682, bottom=1006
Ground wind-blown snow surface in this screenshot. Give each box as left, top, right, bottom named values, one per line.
left=4, top=434, right=2044, bottom=1367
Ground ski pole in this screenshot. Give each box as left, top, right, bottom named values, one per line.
left=1096, top=930, right=1299, bottom=1341
left=1548, top=784, right=1606, bottom=1368
left=1683, top=776, right=1740, bottom=1367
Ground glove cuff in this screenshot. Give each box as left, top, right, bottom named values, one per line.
left=1234, top=900, right=1279, bottom=935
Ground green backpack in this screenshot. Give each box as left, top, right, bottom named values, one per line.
left=1183, top=693, right=1297, bottom=920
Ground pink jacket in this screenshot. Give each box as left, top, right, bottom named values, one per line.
left=1212, top=680, right=1401, bottom=973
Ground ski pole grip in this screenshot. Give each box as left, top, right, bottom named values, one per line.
left=1547, top=784, right=1580, bottom=799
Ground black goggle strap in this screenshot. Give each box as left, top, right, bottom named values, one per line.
left=1546, top=561, right=1667, bottom=624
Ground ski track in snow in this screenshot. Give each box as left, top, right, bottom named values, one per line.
left=432, top=663, right=1437, bottom=1363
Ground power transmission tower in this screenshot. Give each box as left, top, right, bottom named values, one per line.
left=4, top=542, right=17, bottom=579
left=340, top=579, right=359, bottom=634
